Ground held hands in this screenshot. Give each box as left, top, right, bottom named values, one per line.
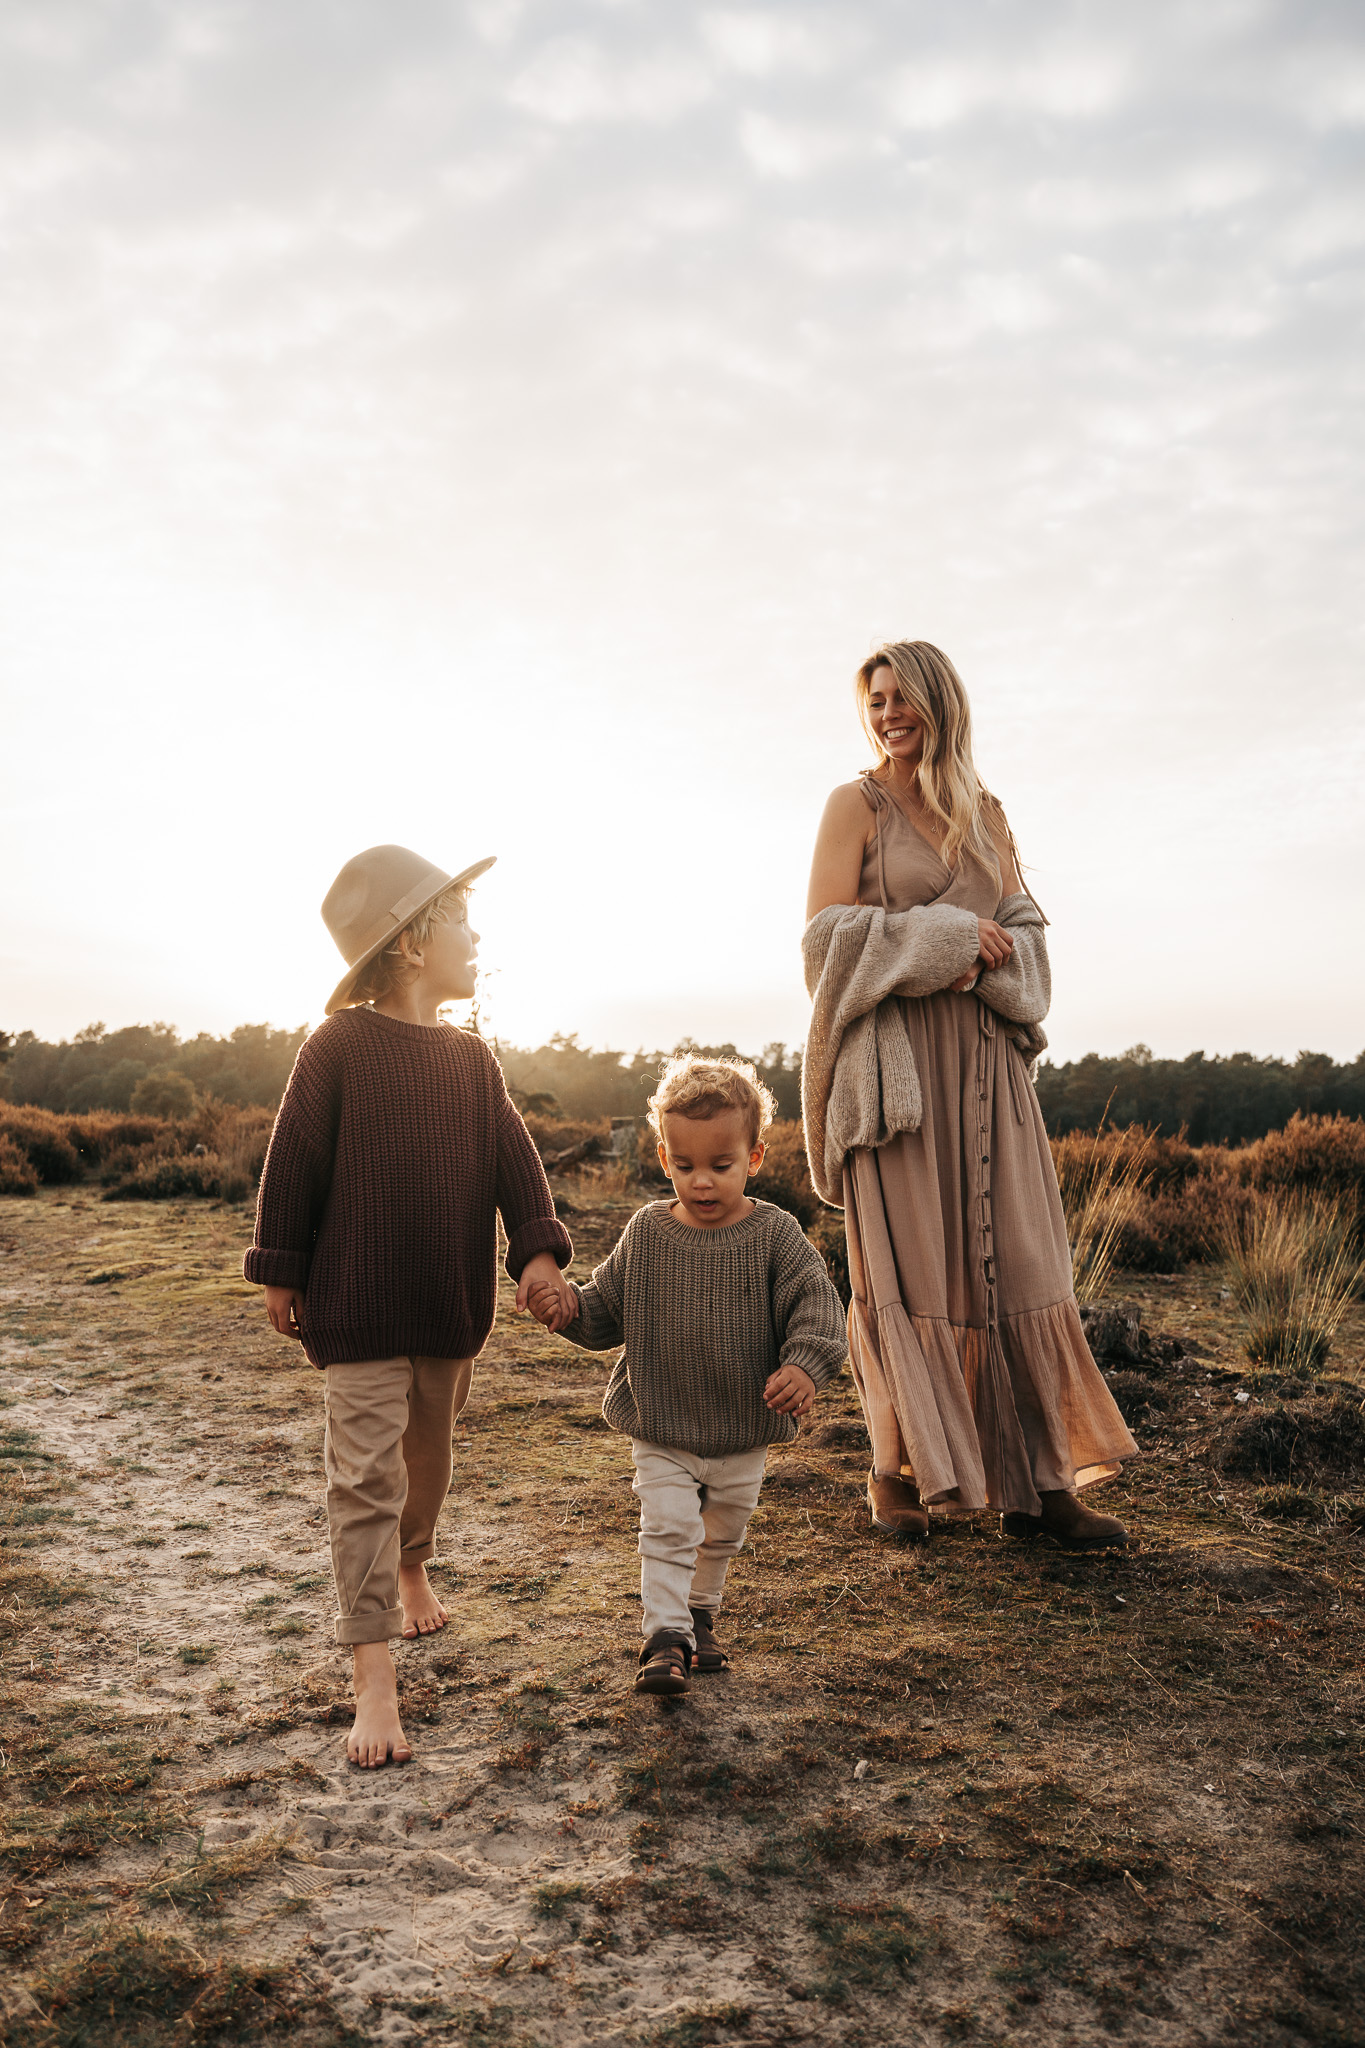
left=264, top=1286, right=304, bottom=1341
left=950, top=916, right=1013, bottom=993
left=526, top=1279, right=579, bottom=1333
left=764, top=1363, right=818, bottom=1418
left=517, top=1252, right=579, bottom=1334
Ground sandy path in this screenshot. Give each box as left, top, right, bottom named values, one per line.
left=2, top=1188, right=1364, bottom=2048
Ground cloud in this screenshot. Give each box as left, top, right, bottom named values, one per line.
left=0, top=0, right=1362, bottom=1060
left=700, top=10, right=839, bottom=78
left=507, top=35, right=713, bottom=123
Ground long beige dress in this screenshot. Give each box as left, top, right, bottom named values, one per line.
left=843, top=776, right=1137, bottom=1516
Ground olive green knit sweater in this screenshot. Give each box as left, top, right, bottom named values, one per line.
left=565, top=1200, right=847, bottom=1456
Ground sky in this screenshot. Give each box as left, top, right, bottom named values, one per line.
left=2, top=0, right=1362, bottom=1067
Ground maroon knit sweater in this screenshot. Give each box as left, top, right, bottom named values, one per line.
left=242, top=1008, right=571, bottom=1368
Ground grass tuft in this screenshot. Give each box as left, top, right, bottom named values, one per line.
left=143, top=1828, right=288, bottom=1915
left=1220, top=1190, right=1365, bottom=1373
left=1053, top=1127, right=1155, bottom=1304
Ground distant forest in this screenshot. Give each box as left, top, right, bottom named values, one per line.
left=2, top=1022, right=1362, bottom=1147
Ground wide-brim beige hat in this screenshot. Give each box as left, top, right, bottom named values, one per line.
left=321, top=844, right=495, bottom=1015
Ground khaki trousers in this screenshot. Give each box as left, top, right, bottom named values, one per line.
left=323, top=1355, right=472, bottom=1645
left=631, top=1439, right=768, bottom=1648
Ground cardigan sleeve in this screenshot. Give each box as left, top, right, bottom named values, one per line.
left=242, top=1029, right=341, bottom=1292
left=974, top=894, right=1051, bottom=1027
left=487, top=1050, right=574, bottom=1280
left=769, top=1214, right=848, bottom=1389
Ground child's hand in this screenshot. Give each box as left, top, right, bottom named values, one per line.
left=764, top=1364, right=817, bottom=1417
left=515, top=1253, right=578, bottom=1334
left=264, top=1286, right=304, bottom=1342
left=528, top=1279, right=578, bottom=1333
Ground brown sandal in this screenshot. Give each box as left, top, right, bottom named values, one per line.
left=635, top=1630, right=692, bottom=1696
left=689, top=1608, right=729, bottom=1672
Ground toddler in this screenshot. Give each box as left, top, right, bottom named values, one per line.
left=530, top=1054, right=846, bottom=1694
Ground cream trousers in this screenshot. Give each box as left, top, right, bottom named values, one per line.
left=631, top=1439, right=768, bottom=1647
left=323, top=1355, right=472, bottom=1646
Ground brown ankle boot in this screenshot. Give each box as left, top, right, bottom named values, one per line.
left=867, top=1471, right=930, bottom=1541
left=1002, top=1490, right=1128, bottom=1550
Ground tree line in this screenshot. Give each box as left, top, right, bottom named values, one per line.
left=3, top=1022, right=1361, bottom=1146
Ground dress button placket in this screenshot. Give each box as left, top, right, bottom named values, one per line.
left=976, top=1010, right=996, bottom=1318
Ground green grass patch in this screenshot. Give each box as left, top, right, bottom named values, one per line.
left=9, top=1926, right=354, bottom=2046
left=805, top=1899, right=924, bottom=2000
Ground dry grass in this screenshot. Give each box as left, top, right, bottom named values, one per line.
left=1220, top=1190, right=1365, bottom=1374
left=9, top=1927, right=353, bottom=2047
left=1052, top=1125, right=1156, bottom=1304
left=1, top=1182, right=1363, bottom=2045
left=0, top=1102, right=273, bottom=1204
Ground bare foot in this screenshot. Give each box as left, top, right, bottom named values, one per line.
left=399, top=1560, right=448, bottom=1639
left=348, top=1642, right=412, bottom=1768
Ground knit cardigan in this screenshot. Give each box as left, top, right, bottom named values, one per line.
left=242, top=1008, right=571, bottom=1367
left=801, top=891, right=1051, bottom=1207
left=564, top=1200, right=847, bottom=1456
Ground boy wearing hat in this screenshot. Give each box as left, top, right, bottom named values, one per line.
left=245, top=845, right=574, bottom=1768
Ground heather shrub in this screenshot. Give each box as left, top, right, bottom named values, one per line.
left=189, top=1100, right=275, bottom=1182
left=1049, top=1123, right=1201, bottom=1199
left=103, top=1153, right=252, bottom=1203
left=61, top=1113, right=169, bottom=1167
left=755, top=1119, right=819, bottom=1229
left=98, top=1141, right=176, bottom=1186
left=1229, top=1114, right=1365, bottom=1231
left=1110, top=1175, right=1249, bottom=1272
left=809, top=1211, right=850, bottom=1307
left=0, top=1108, right=82, bottom=1185
left=524, top=1114, right=610, bottom=1158
left=0, top=1134, right=38, bottom=1195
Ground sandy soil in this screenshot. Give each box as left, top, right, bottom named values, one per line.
left=1, top=1186, right=1363, bottom=2047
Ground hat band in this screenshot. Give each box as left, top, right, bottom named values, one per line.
left=384, top=873, right=454, bottom=933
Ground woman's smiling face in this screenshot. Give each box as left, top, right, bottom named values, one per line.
left=866, top=664, right=925, bottom=767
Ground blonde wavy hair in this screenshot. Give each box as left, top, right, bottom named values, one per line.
left=350, top=883, right=470, bottom=1007
left=855, top=639, right=1031, bottom=896
left=647, top=1054, right=776, bottom=1152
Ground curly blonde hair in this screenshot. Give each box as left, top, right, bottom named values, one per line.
left=647, top=1054, right=776, bottom=1152
left=350, top=883, right=470, bottom=1007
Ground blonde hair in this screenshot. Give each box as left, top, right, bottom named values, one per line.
left=350, top=883, right=470, bottom=1007
left=855, top=640, right=1015, bottom=884
left=648, top=1054, right=776, bottom=1152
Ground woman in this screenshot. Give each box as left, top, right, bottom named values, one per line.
left=803, top=641, right=1136, bottom=1547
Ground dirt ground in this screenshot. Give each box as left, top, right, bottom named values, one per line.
left=1, top=1183, right=1363, bottom=2048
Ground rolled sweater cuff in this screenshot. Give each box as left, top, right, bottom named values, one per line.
left=792, top=1350, right=846, bottom=1392
left=504, top=1215, right=574, bottom=1281
left=243, top=1246, right=309, bottom=1290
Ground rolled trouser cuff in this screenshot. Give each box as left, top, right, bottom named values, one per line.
left=335, top=1606, right=404, bottom=1645
left=399, top=1541, right=436, bottom=1566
